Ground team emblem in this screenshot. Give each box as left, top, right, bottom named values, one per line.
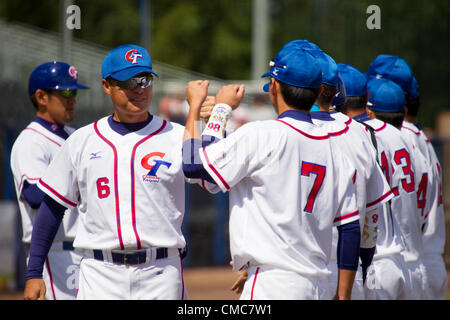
left=69, top=66, right=78, bottom=80
left=141, top=152, right=171, bottom=183
left=125, top=49, right=143, bottom=64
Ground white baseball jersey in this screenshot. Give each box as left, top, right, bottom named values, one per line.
left=364, top=120, right=425, bottom=263
left=10, top=118, right=81, bottom=300
left=37, top=115, right=217, bottom=251
left=199, top=113, right=360, bottom=277
left=11, top=120, right=78, bottom=243
left=401, top=121, right=444, bottom=254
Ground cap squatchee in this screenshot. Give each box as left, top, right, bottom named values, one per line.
left=101, top=44, right=159, bottom=81
left=28, top=61, right=88, bottom=96
left=366, top=77, right=406, bottom=113
left=261, top=44, right=322, bottom=92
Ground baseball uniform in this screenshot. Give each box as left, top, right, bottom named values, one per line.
left=10, top=117, right=82, bottom=300
left=401, top=121, right=447, bottom=299
left=311, top=110, right=393, bottom=300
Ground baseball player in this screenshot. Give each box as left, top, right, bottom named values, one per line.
left=182, top=46, right=362, bottom=300
left=366, top=55, right=447, bottom=299
left=364, top=77, right=432, bottom=299
left=23, top=44, right=218, bottom=300
left=280, top=41, right=393, bottom=300
left=10, top=61, right=88, bottom=299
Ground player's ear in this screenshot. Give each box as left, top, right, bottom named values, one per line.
left=102, top=79, right=112, bottom=96
left=34, top=89, right=49, bottom=110
left=366, top=107, right=375, bottom=119
left=270, top=78, right=278, bottom=95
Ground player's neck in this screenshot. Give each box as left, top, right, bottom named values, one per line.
left=36, top=112, right=63, bottom=126
left=112, top=110, right=150, bottom=123
left=404, top=114, right=417, bottom=124
left=346, top=109, right=366, bottom=118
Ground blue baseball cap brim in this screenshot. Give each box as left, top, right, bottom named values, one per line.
left=109, top=66, right=158, bottom=81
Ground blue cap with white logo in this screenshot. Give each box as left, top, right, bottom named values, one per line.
left=367, top=78, right=405, bottom=113
left=278, top=40, right=339, bottom=87
left=261, top=45, right=322, bottom=92
left=337, top=63, right=367, bottom=97
left=331, top=75, right=347, bottom=107
left=28, top=61, right=88, bottom=95
left=101, top=44, right=158, bottom=81
left=366, top=54, right=413, bottom=93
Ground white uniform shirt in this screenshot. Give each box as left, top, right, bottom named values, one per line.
left=365, top=119, right=425, bottom=263
left=10, top=120, right=78, bottom=243
left=37, top=115, right=216, bottom=251
left=401, top=121, right=444, bottom=255
left=200, top=111, right=360, bottom=277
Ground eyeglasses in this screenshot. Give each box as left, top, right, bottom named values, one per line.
left=112, top=75, right=154, bottom=90
left=51, top=89, right=77, bottom=98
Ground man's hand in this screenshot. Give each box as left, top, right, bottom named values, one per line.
left=186, top=80, right=210, bottom=110
left=231, top=271, right=248, bottom=294
left=216, top=84, right=245, bottom=110
left=24, top=279, right=46, bottom=300
left=200, top=96, right=216, bottom=122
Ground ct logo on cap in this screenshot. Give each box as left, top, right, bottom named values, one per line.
left=125, top=49, right=143, bottom=64
left=69, top=66, right=78, bottom=80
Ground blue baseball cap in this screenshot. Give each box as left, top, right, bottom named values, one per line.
left=280, top=40, right=339, bottom=87
left=28, top=61, right=88, bottom=95
left=101, top=44, right=158, bottom=81
left=332, top=75, right=346, bottom=107
left=367, top=78, right=405, bottom=113
left=408, top=76, right=419, bottom=100
left=261, top=45, right=322, bottom=92
left=366, top=54, right=413, bottom=93
left=337, top=63, right=367, bottom=97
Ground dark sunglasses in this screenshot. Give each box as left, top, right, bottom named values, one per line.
left=49, top=89, right=77, bottom=98
left=112, top=75, right=154, bottom=90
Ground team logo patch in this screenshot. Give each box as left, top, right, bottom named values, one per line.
left=69, top=66, right=78, bottom=80
left=141, top=152, right=171, bottom=183
left=125, top=49, right=143, bottom=64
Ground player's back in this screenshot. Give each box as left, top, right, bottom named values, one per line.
left=365, top=119, right=424, bottom=262
left=203, top=114, right=359, bottom=276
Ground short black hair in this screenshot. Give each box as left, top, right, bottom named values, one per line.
left=278, top=81, right=320, bottom=111
left=372, top=110, right=405, bottom=129
left=316, top=84, right=337, bottom=106
left=406, top=96, right=420, bottom=117
left=335, top=95, right=368, bottom=114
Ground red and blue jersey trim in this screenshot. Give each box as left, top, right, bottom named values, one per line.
left=201, top=147, right=230, bottom=190
left=334, top=210, right=359, bottom=223
left=38, top=178, right=77, bottom=207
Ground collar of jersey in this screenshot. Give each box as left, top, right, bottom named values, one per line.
left=310, top=111, right=334, bottom=121
left=107, top=113, right=153, bottom=136
left=34, top=116, right=68, bottom=140
left=352, top=112, right=372, bottom=123
left=277, top=110, right=313, bottom=124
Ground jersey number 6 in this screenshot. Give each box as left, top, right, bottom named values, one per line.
left=301, top=161, right=326, bottom=213
left=96, top=177, right=110, bottom=199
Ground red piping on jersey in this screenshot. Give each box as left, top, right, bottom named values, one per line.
left=251, top=267, right=260, bottom=300
left=94, top=121, right=125, bottom=250
left=18, top=174, right=40, bottom=194
left=276, top=119, right=349, bottom=139
left=373, top=122, right=387, bottom=132
left=333, top=210, right=359, bottom=223
left=366, top=189, right=394, bottom=208
left=45, top=258, right=56, bottom=300
left=24, top=127, right=62, bottom=147
left=201, top=147, right=231, bottom=190
left=130, top=120, right=167, bottom=249
left=401, top=125, right=420, bottom=135
left=39, top=178, right=77, bottom=207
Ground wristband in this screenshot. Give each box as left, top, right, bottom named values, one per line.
left=202, top=103, right=232, bottom=139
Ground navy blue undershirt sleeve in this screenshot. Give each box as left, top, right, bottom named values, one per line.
left=360, top=247, right=376, bottom=283
left=25, top=195, right=66, bottom=280
left=336, top=220, right=361, bottom=271
left=22, top=181, right=46, bottom=209
left=182, top=136, right=217, bottom=184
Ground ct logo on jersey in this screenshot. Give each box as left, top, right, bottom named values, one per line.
left=141, top=152, right=171, bottom=183
left=125, top=49, right=143, bottom=64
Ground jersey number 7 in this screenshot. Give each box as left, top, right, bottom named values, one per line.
left=301, top=161, right=326, bottom=213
